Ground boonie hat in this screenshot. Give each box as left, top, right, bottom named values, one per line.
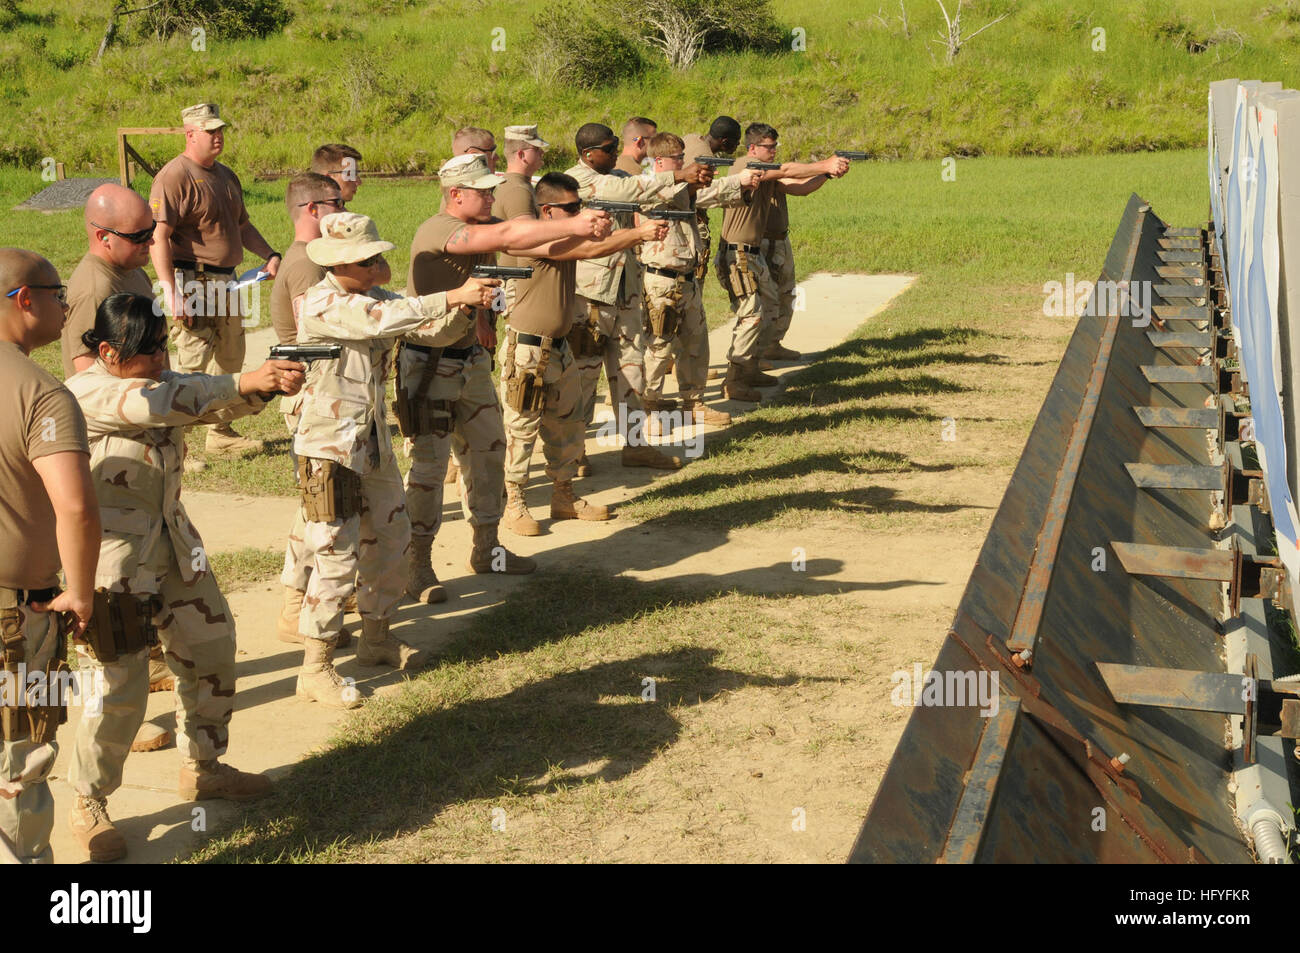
left=438, top=154, right=503, bottom=190
left=307, top=213, right=395, bottom=267
left=504, top=125, right=549, bottom=149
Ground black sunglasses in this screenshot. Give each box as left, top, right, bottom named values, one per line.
left=297, top=197, right=345, bottom=210
left=5, top=284, right=67, bottom=305
left=543, top=201, right=583, bottom=214
left=591, top=140, right=619, bottom=155
left=355, top=254, right=386, bottom=268
left=91, top=221, right=156, bottom=245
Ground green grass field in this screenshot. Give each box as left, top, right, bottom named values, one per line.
left=0, top=0, right=1295, bottom=173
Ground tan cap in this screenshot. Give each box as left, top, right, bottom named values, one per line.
left=181, top=103, right=228, bottom=131
left=438, top=154, right=503, bottom=190
left=504, top=124, right=549, bottom=149
left=307, top=213, right=395, bottom=267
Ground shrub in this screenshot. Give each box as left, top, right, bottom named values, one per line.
left=528, top=3, right=645, bottom=89
left=136, top=0, right=293, bottom=41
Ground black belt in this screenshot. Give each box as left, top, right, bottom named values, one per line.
left=645, top=265, right=695, bottom=283
left=173, top=261, right=236, bottom=275
left=721, top=241, right=760, bottom=254
left=511, top=331, right=567, bottom=350
left=406, top=343, right=479, bottom=360
left=6, top=586, right=58, bottom=605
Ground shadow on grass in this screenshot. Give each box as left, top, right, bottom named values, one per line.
left=196, top=644, right=810, bottom=862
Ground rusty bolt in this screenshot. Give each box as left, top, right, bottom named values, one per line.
left=1011, top=649, right=1032, bottom=670
left=1109, top=752, right=1131, bottom=773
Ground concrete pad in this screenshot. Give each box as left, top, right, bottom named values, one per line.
left=47, top=272, right=913, bottom=864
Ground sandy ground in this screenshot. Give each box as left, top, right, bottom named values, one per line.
left=43, top=270, right=1001, bottom=864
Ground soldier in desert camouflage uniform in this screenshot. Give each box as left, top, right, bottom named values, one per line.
left=65, top=292, right=305, bottom=862
left=287, top=213, right=495, bottom=707
left=565, top=123, right=714, bottom=471
left=638, top=132, right=760, bottom=428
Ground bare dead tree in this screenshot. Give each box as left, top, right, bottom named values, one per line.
left=933, top=0, right=1008, bottom=64
left=96, top=0, right=165, bottom=61
left=637, top=0, right=720, bottom=70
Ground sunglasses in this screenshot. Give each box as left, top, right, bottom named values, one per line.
left=590, top=141, right=619, bottom=155
left=466, top=145, right=497, bottom=156
left=91, top=221, right=156, bottom=244
left=542, top=201, right=583, bottom=214
left=297, top=197, right=346, bottom=210
left=354, top=254, right=386, bottom=269
left=5, top=284, right=67, bottom=305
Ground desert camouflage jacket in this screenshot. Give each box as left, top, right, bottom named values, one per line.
left=638, top=174, right=749, bottom=273
left=294, top=273, right=470, bottom=473
left=564, top=163, right=681, bottom=305
left=66, top=363, right=267, bottom=593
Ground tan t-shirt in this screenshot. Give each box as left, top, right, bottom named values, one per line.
left=149, top=154, right=250, bottom=269
left=61, top=253, right=153, bottom=378
left=615, top=154, right=644, bottom=176
left=720, top=155, right=773, bottom=247
left=508, top=255, right=574, bottom=340
left=408, top=211, right=497, bottom=349
left=492, top=173, right=537, bottom=271
left=0, top=342, right=91, bottom=589
left=682, top=134, right=713, bottom=163
left=765, top=188, right=790, bottom=239
left=270, top=241, right=325, bottom=345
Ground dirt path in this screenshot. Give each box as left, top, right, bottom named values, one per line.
left=45, top=271, right=988, bottom=864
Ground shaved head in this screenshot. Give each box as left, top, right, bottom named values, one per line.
left=84, top=184, right=151, bottom=236
left=0, top=248, right=57, bottom=295
left=0, top=247, right=64, bottom=350
left=84, top=184, right=154, bottom=268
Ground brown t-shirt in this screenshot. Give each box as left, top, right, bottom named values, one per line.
left=615, top=154, right=644, bottom=176
left=0, top=342, right=91, bottom=589
left=61, top=253, right=153, bottom=378
left=720, top=154, right=774, bottom=247
left=765, top=188, right=790, bottom=239
left=408, top=211, right=497, bottom=348
left=492, top=173, right=537, bottom=270
left=270, top=241, right=325, bottom=345
left=149, top=154, right=250, bottom=268
left=508, top=255, right=574, bottom=340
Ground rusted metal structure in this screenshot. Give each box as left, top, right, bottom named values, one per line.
left=851, top=194, right=1299, bottom=864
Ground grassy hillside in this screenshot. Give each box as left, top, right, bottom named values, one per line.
left=0, top=0, right=1296, bottom=175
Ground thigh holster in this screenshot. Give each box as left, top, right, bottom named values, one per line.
left=731, top=249, right=758, bottom=296
left=503, top=329, right=549, bottom=413
left=84, top=590, right=162, bottom=665
left=298, top=457, right=364, bottom=523
left=393, top=343, right=449, bottom=438
left=0, top=587, right=68, bottom=743
left=645, top=280, right=685, bottom=338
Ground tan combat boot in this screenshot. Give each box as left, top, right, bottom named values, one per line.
left=131, top=721, right=173, bottom=753
left=406, top=535, right=448, bottom=604
left=205, top=423, right=264, bottom=456
left=69, top=795, right=127, bottom=862
left=278, top=586, right=306, bottom=643
left=551, top=480, right=612, bottom=521
left=684, top=400, right=731, bottom=426
left=576, top=452, right=592, bottom=477
left=503, top=482, right=541, bottom=537
left=764, top=341, right=800, bottom=361
left=296, top=637, right=363, bottom=709
left=745, top=360, right=778, bottom=387
left=622, top=444, right=682, bottom=469
left=723, top=362, right=760, bottom=402
left=355, top=616, right=427, bottom=670
left=179, top=759, right=273, bottom=801
left=468, top=522, right=536, bottom=574
left=147, top=645, right=174, bottom=692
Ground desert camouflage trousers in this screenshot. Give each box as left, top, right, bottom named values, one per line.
left=642, top=271, right=709, bottom=405
left=287, top=454, right=409, bottom=642
left=576, top=293, right=646, bottom=427
left=170, top=269, right=247, bottom=377
left=716, top=245, right=778, bottom=366
left=0, top=602, right=60, bottom=863
left=400, top=345, right=506, bottom=542
left=762, top=235, right=796, bottom=347
left=498, top=337, right=582, bottom=486
left=69, top=544, right=238, bottom=799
